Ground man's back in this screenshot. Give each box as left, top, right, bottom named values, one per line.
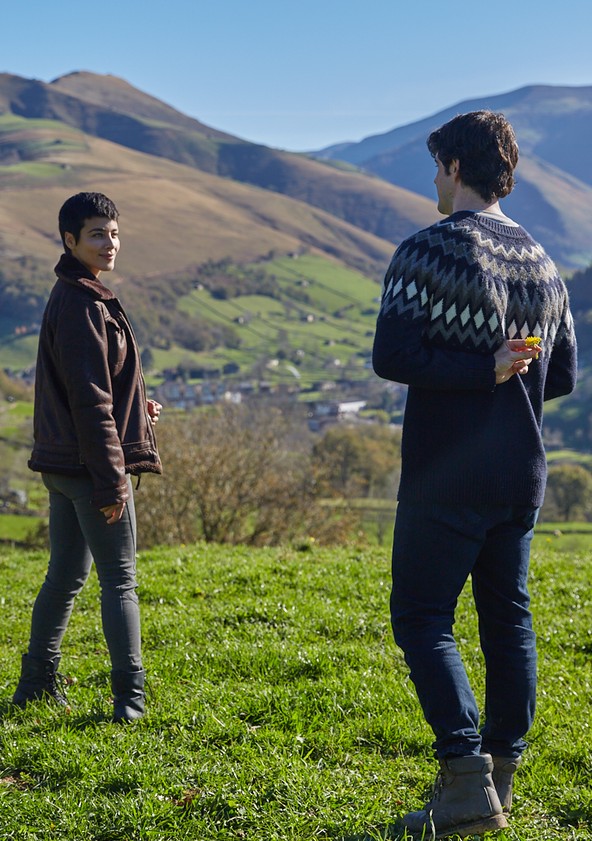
left=372, top=211, right=577, bottom=507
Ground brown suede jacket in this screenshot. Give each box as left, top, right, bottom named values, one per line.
left=28, top=254, right=162, bottom=508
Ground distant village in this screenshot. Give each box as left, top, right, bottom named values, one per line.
left=152, top=368, right=406, bottom=432
left=5, top=359, right=407, bottom=435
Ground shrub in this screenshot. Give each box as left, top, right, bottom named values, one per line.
left=136, top=403, right=355, bottom=548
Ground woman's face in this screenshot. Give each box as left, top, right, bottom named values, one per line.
left=65, top=216, right=120, bottom=277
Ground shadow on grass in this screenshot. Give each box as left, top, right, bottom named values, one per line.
left=339, top=822, right=500, bottom=840
left=0, top=698, right=116, bottom=729
left=0, top=699, right=16, bottom=717
left=339, top=819, right=410, bottom=840
left=63, top=710, right=117, bottom=729
left=558, top=808, right=592, bottom=829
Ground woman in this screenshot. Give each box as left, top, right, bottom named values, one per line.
left=13, top=192, right=162, bottom=722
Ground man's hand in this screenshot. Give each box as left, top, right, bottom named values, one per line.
left=494, top=339, right=541, bottom=384
left=147, top=399, right=162, bottom=426
left=100, top=502, right=126, bottom=524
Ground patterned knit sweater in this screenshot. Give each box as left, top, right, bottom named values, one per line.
left=372, top=211, right=577, bottom=507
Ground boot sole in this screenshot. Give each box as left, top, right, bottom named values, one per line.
left=434, top=812, right=508, bottom=838
left=12, top=692, right=69, bottom=708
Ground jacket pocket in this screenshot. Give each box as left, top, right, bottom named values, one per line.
left=104, top=312, right=127, bottom=376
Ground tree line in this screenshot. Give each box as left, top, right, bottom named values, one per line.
left=2, top=394, right=592, bottom=548
left=135, top=403, right=401, bottom=549
left=133, top=402, right=592, bottom=549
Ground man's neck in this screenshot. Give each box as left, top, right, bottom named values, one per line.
left=452, top=185, right=501, bottom=214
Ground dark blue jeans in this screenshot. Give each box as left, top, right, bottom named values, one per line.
left=27, top=474, right=141, bottom=672
left=391, top=500, right=538, bottom=759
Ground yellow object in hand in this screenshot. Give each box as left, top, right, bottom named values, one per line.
left=524, top=336, right=542, bottom=359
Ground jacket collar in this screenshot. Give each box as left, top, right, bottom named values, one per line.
left=54, top=253, right=117, bottom=301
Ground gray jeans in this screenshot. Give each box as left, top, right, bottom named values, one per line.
left=27, top=474, right=141, bottom=672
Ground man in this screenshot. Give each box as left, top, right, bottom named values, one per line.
left=13, top=192, right=162, bottom=722
left=372, top=111, right=577, bottom=838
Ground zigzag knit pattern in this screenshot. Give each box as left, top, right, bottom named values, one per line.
left=380, top=212, right=574, bottom=352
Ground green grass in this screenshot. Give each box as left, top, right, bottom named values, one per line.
left=546, top=450, right=592, bottom=467
left=0, top=162, right=70, bottom=178
left=0, top=114, right=77, bottom=134
left=269, top=255, right=380, bottom=302
left=535, top=521, right=592, bottom=534
left=0, top=333, right=42, bottom=370
left=172, top=253, right=378, bottom=385
left=0, top=114, right=88, bottom=160
left=0, top=401, right=34, bottom=421
left=1, top=539, right=591, bottom=839
left=0, top=514, right=42, bottom=542
left=0, top=399, right=34, bottom=440
left=1, top=252, right=379, bottom=386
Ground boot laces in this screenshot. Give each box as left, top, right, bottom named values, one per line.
left=429, top=771, right=445, bottom=804
left=44, top=666, right=68, bottom=704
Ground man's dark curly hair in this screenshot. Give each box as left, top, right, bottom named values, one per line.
left=58, top=192, right=119, bottom=251
left=427, top=111, right=519, bottom=203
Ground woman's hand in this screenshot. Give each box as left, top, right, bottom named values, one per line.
left=147, top=399, right=162, bottom=426
left=100, top=502, right=126, bottom=524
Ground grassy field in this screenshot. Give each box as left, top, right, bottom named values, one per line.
left=1, top=251, right=380, bottom=389
left=0, top=514, right=40, bottom=543
left=0, top=536, right=591, bottom=840
left=172, top=253, right=380, bottom=388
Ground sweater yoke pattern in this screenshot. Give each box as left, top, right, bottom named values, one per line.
left=380, top=215, right=574, bottom=354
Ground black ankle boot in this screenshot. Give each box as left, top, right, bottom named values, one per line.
left=111, top=669, right=146, bottom=723
left=12, top=653, right=69, bottom=708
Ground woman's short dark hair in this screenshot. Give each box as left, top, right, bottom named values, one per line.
left=58, top=192, right=119, bottom=251
left=427, top=111, right=519, bottom=202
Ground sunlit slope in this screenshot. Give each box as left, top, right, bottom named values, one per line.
left=0, top=115, right=395, bottom=275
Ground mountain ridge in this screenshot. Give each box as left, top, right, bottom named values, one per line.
left=314, top=83, right=592, bottom=269
left=0, top=71, right=439, bottom=268
left=4, top=72, right=591, bottom=268
left=0, top=72, right=591, bottom=448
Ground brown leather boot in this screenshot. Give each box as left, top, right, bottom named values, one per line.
left=491, top=755, right=522, bottom=813
left=403, top=753, right=507, bottom=838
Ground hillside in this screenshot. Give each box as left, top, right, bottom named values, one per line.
left=0, top=110, right=397, bottom=366
left=0, top=72, right=438, bottom=249
left=2, top=73, right=591, bottom=274
left=315, top=85, right=592, bottom=270
left=1, top=72, right=591, bottom=453
left=0, top=71, right=439, bottom=390
left=0, top=117, right=392, bottom=390
left=0, top=114, right=396, bottom=275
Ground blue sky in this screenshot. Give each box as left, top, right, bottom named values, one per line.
left=3, top=0, right=592, bottom=151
